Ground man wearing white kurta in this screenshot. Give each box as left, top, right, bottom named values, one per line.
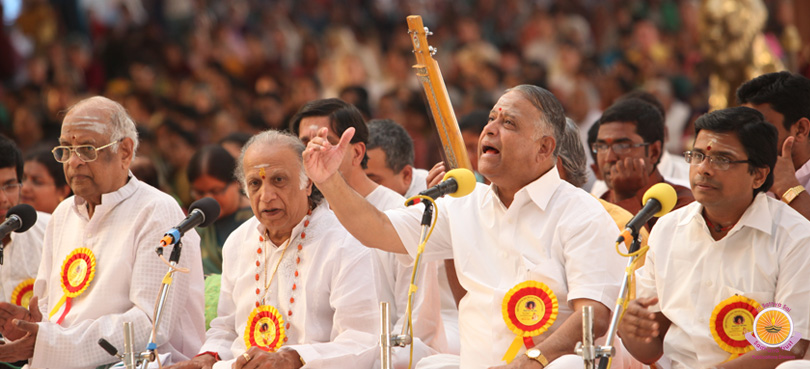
left=177, top=130, right=379, bottom=369
left=0, top=96, right=205, bottom=368
left=304, top=85, right=626, bottom=368
left=620, top=107, right=810, bottom=368
left=0, top=135, right=50, bottom=308
left=294, top=100, right=447, bottom=367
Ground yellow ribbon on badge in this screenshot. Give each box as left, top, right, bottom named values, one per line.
left=49, top=248, right=96, bottom=324
left=244, top=305, right=286, bottom=352
left=501, top=281, right=558, bottom=363
left=710, top=295, right=761, bottom=362
left=10, top=279, right=35, bottom=308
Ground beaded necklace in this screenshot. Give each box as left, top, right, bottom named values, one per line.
left=254, top=210, right=310, bottom=330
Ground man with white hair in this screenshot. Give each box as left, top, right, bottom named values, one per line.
left=170, top=130, right=379, bottom=369
left=0, top=96, right=206, bottom=368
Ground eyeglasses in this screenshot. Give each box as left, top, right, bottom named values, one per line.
left=683, top=151, right=750, bottom=171
left=1, top=183, right=22, bottom=196
left=591, top=142, right=650, bottom=154
left=52, top=140, right=121, bottom=163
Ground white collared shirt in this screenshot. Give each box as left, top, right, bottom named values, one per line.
left=387, top=166, right=625, bottom=367
left=796, top=158, right=810, bottom=189
left=1, top=212, right=49, bottom=304
left=636, top=193, right=810, bottom=369
left=201, top=205, right=380, bottom=369
left=33, top=175, right=205, bottom=368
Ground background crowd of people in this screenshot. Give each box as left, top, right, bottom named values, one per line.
left=1, top=0, right=808, bottom=210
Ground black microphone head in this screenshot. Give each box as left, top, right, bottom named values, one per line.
left=7, top=204, right=37, bottom=233
left=188, top=197, right=220, bottom=228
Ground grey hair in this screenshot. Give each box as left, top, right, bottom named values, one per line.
left=367, top=119, right=414, bottom=172
left=235, top=130, right=317, bottom=201
left=558, top=118, right=588, bottom=188
left=506, top=84, right=566, bottom=157
left=65, top=96, right=140, bottom=153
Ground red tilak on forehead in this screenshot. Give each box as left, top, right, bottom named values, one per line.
left=707, top=138, right=716, bottom=151
left=498, top=108, right=502, bottom=111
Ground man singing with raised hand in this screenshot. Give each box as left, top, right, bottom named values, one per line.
left=304, top=85, right=625, bottom=369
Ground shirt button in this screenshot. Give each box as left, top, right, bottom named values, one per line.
left=86, top=234, right=92, bottom=238
left=705, top=281, right=711, bottom=287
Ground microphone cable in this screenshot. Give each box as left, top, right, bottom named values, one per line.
left=400, top=194, right=439, bottom=369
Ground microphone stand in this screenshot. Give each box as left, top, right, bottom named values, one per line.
left=98, top=241, right=186, bottom=369
left=380, top=202, right=432, bottom=369
left=576, top=232, right=641, bottom=369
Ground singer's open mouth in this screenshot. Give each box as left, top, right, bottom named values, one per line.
left=482, top=145, right=499, bottom=155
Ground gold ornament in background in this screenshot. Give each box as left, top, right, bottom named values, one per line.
left=698, top=0, right=785, bottom=111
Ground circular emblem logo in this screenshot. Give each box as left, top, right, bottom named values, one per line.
left=753, top=307, right=794, bottom=347
left=244, top=305, right=286, bottom=352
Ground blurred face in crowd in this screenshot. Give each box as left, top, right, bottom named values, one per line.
left=0, top=167, right=21, bottom=220
left=595, top=122, right=658, bottom=189
left=58, top=105, right=133, bottom=206
left=191, top=175, right=241, bottom=219
left=242, top=143, right=311, bottom=244
left=365, top=148, right=410, bottom=196
left=22, top=160, right=71, bottom=214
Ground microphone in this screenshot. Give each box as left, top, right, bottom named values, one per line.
left=616, top=183, right=677, bottom=244
left=158, top=197, right=220, bottom=248
left=408, top=168, right=476, bottom=205
left=0, top=204, right=37, bottom=265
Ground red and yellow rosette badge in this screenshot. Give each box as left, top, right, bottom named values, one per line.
left=710, top=295, right=762, bottom=361
left=501, top=281, right=558, bottom=363
left=10, top=279, right=35, bottom=308
left=49, top=248, right=96, bottom=325
left=244, top=305, right=286, bottom=352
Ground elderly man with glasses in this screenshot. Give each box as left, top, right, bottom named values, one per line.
left=0, top=96, right=206, bottom=368
left=593, top=97, right=694, bottom=231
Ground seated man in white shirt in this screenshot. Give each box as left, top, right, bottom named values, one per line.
left=0, top=135, right=49, bottom=310
left=366, top=118, right=460, bottom=355
left=303, top=85, right=626, bottom=368
left=170, top=130, right=379, bottom=369
left=737, top=71, right=810, bottom=220
left=0, top=96, right=205, bottom=368
left=292, top=100, right=448, bottom=367
left=620, top=106, right=810, bottom=369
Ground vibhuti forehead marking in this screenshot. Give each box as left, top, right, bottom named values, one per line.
left=253, top=164, right=270, bottom=179
left=63, top=116, right=108, bottom=135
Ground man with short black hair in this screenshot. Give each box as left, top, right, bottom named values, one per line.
left=737, top=71, right=810, bottom=220
left=366, top=119, right=429, bottom=197
left=594, top=98, right=693, bottom=230
left=620, top=107, right=810, bottom=369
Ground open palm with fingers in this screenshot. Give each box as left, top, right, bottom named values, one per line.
left=303, top=127, right=355, bottom=184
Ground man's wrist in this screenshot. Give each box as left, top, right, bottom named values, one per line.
left=782, top=185, right=806, bottom=205
left=194, top=351, right=220, bottom=361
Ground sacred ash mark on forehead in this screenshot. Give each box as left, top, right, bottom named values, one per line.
left=63, top=115, right=109, bottom=135
left=699, top=132, right=743, bottom=157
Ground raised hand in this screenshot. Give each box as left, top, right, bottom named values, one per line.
left=770, top=136, right=800, bottom=196
left=303, top=127, right=355, bottom=185
left=426, top=161, right=447, bottom=188
left=609, top=157, right=649, bottom=200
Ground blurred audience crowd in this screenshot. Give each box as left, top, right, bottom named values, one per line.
left=1, top=0, right=807, bottom=207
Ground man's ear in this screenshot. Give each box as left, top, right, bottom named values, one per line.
left=792, top=117, right=810, bottom=142
left=536, top=135, right=556, bottom=163
left=648, top=140, right=663, bottom=167
left=752, top=166, right=769, bottom=190
left=119, top=138, right=135, bottom=169
left=401, top=165, right=413, bottom=187
left=351, top=142, right=366, bottom=167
